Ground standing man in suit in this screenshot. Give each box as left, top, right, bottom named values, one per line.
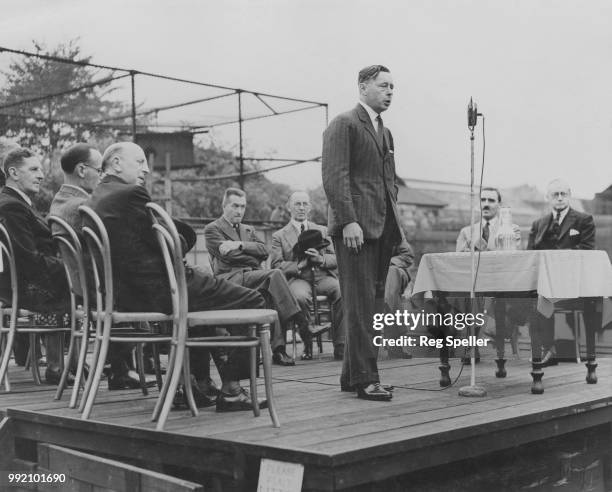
left=89, top=142, right=267, bottom=411
left=270, top=191, right=345, bottom=360
left=0, top=147, right=69, bottom=384
left=204, top=188, right=308, bottom=366
left=527, top=178, right=599, bottom=364
left=322, top=65, right=403, bottom=401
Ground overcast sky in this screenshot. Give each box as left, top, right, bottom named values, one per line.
left=2, top=0, right=611, bottom=198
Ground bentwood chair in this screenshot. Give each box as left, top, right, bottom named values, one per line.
left=0, top=223, right=72, bottom=391
left=146, top=202, right=280, bottom=430
left=48, top=215, right=92, bottom=408
left=77, top=205, right=173, bottom=420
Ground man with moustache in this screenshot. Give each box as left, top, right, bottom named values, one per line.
left=322, top=65, right=403, bottom=401
left=88, top=142, right=267, bottom=411
left=527, top=179, right=598, bottom=365
left=456, top=187, right=521, bottom=364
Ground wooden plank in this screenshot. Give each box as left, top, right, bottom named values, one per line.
left=39, top=443, right=204, bottom=491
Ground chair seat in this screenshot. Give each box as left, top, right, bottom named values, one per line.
left=186, top=335, right=260, bottom=348
left=187, top=308, right=278, bottom=327
left=91, top=311, right=172, bottom=323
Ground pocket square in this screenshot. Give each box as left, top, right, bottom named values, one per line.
left=569, top=229, right=580, bottom=236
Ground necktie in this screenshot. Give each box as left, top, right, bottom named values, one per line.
left=551, top=211, right=561, bottom=240
left=376, top=115, right=384, bottom=148
left=300, top=223, right=305, bottom=233
left=482, top=220, right=490, bottom=244
left=234, top=223, right=240, bottom=235
left=556, top=209, right=562, bottom=225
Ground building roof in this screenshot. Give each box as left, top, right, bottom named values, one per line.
left=396, top=185, right=447, bottom=208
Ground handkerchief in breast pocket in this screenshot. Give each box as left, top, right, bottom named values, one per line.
left=569, top=228, right=580, bottom=236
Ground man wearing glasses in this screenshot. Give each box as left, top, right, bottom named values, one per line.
left=50, top=143, right=103, bottom=233
left=527, top=179, right=597, bottom=365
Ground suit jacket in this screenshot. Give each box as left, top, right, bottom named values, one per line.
left=49, top=184, right=89, bottom=233
left=527, top=208, right=595, bottom=250
left=456, top=218, right=521, bottom=252
left=270, top=221, right=337, bottom=279
left=87, top=175, right=196, bottom=313
left=204, top=217, right=269, bottom=279
left=0, top=186, right=67, bottom=309
left=322, top=103, right=401, bottom=240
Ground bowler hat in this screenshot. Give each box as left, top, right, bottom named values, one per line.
left=293, top=229, right=330, bottom=258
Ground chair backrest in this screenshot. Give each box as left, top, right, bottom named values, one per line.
left=0, top=222, right=19, bottom=316
left=146, top=202, right=187, bottom=342
left=78, top=205, right=114, bottom=317
left=48, top=216, right=89, bottom=315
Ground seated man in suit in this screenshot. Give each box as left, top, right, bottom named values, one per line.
left=270, top=191, right=345, bottom=360
left=527, top=178, right=599, bottom=364
left=0, top=147, right=69, bottom=384
left=50, top=143, right=146, bottom=389
left=456, top=187, right=521, bottom=364
left=88, top=142, right=267, bottom=412
left=383, top=240, right=415, bottom=358
left=204, top=188, right=308, bottom=367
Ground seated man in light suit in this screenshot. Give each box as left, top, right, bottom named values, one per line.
left=455, top=187, right=521, bottom=367
left=204, top=188, right=309, bottom=367
left=270, top=191, right=345, bottom=360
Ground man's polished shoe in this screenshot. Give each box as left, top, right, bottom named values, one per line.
left=108, top=370, right=155, bottom=390
left=341, top=382, right=394, bottom=392
left=44, top=368, right=74, bottom=386
left=216, top=388, right=268, bottom=412
left=356, top=383, right=393, bottom=401
left=541, top=348, right=558, bottom=367
left=272, top=350, right=295, bottom=366
left=300, top=352, right=313, bottom=361
left=173, top=380, right=219, bottom=410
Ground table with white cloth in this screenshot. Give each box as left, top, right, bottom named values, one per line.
left=412, top=249, right=612, bottom=392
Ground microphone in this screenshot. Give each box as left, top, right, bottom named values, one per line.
left=467, top=97, right=478, bottom=129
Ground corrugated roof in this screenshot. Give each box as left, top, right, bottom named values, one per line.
left=397, top=185, right=447, bottom=207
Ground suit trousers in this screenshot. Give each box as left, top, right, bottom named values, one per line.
left=529, top=297, right=601, bottom=359
left=186, top=265, right=266, bottom=382
left=220, top=269, right=302, bottom=350
left=288, top=276, right=345, bottom=347
left=334, top=208, right=398, bottom=387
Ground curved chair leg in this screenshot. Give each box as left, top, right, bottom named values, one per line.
left=152, top=342, right=178, bottom=422
left=30, top=333, right=41, bottom=385
left=183, top=351, right=197, bottom=417
left=155, top=343, right=187, bottom=430
left=82, top=334, right=110, bottom=420
left=79, top=334, right=101, bottom=412
left=0, top=327, right=16, bottom=392
left=260, top=325, right=280, bottom=428
left=249, top=325, right=260, bottom=418
left=70, top=323, right=91, bottom=408
left=56, top=331, right=76, bottom=400
left=136, top=343, right=148, bottom=396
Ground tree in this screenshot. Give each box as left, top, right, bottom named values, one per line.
left=160, top=143, right=293, bottom=221
left=0, top=39, right=126, bottom=153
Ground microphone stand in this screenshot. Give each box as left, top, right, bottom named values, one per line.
left=459, top=98, right=487, bottom=398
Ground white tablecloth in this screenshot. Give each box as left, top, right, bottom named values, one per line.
left=413, top=250, right=612, bottom=325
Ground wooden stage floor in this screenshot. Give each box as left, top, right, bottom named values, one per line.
left=2, top=349, right=612, bottom=491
